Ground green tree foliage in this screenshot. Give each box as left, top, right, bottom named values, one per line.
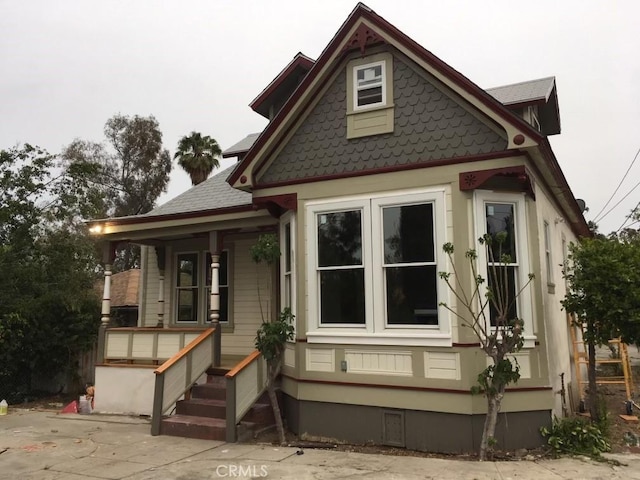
left=174, top=131, right=221, bottom=186
left=563, top=234, right=640, bottom=421
left=62, top=114, right=172, bottom=270
left=0, top=145, right=102, bottom=401
left=439, top=234, right=533, bottom=461
left=250, top=234, right=294, bottom=445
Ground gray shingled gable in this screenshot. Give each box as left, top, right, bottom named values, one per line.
left=142, top=165, right=251, bottom=218
left=486, top=77, right=555, bottom=106
left=257, top=54, right=507, bottom=185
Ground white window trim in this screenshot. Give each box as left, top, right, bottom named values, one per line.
left=473, top=190, right=536, bottom=348
left=544, top=220, right=554, bottom=286
left=280, top=212, right=297, bottom=340
left=353, top=60, right=387, bottom=111
left=305, top=188, right=452, bottom=347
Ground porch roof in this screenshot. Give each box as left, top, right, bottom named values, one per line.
left=144, top=165, right=251, bottom=218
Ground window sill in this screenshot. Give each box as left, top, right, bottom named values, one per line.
left=347, top=102, right=395, bottom=116
left=306, top=331, right=452, bottom=347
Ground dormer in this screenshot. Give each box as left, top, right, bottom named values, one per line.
left=487, top=76, right=560, bottom=136
left=250, top=53, right=315, bottom=121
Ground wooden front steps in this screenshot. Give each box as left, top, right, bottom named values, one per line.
left=159, top=367, right=275, bottom=441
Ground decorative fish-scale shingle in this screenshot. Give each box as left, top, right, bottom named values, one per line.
left=257, top=55, right=507, bottom=185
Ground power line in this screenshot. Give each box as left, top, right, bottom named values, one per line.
left=593, top=146, right=640, bottom=224
left=615, top=198, right=640, bottom=233
left=596, top=178, right=640, bottom=225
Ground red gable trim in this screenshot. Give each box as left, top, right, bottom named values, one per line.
left=228, top=3, right=543, bottom=188
left=253, top=151, right=517, bottom=191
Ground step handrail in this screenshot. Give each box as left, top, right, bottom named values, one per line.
left=225, top=350, right=267, bottom=442
left=151, top=327, right=216, bottom=435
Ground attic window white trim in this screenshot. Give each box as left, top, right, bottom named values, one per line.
left=353, top=60, right=386, bottom=110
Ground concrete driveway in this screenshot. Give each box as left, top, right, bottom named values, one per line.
left=1, top=409, right=640, bottom=479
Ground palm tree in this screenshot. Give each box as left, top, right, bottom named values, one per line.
left=174, top=132, right=222, bottom=185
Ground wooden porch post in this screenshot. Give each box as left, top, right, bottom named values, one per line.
left=97, top=241, right=116, bottom=363
left=155, top=246, right=166, bottom=328
left=209, top=232, right=222, bottom=367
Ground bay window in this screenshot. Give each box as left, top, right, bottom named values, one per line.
left=474, top=191, right=535, bottom=346
left=306, top=189, right=451, bottom=346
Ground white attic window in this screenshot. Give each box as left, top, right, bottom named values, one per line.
left=354, top=61, right=385, bottom=109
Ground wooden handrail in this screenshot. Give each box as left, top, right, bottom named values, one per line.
left=225, top=350, right=261, bottom=378
left=154, top=328, right=215, bottom=375
left=107, top=327, right=208, bottom=332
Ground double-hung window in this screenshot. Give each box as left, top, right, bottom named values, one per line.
left=176, top=253, right=199, bottom=323
left=280, top=212, right=296, bottom=314
left=175, top=251, right=229, bottom=325
left=307, top=189, right=451, bottom=346
left=474, top=191, right=535, bottom=346
left=354, top=61, right=385, bottom=109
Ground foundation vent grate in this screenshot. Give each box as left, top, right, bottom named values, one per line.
left=382, top=410, right=405, bottom=447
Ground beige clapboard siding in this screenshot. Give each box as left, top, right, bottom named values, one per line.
left=143, top=246, right=159, bottom=326
left=221, top=237, right=269, bottom=356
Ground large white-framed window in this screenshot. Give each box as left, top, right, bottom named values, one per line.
left=473, top=191, right=535, bottom=347
left=175, top=250, right=230, bottom=325
left=353, top=60, right=386, bottom=110
left=280, top=212, right=296, bottom=316
left=306, top=188, right=451, bottom=346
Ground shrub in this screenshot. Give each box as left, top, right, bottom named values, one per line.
left=541, top=416, right=610, bottom=457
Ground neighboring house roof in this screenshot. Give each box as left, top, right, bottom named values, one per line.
left=486, top=77, right=556, bottom=106
left=111, top=269, right=140, bottom=307
left=95, top=269, right=140, bottom=308
left=222, top=133, right=262, bottom=159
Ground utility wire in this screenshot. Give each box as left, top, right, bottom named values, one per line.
left=596, top=178, right=640, bottom=225
left=593, top=146, right=640, bottom=224
left=615, top=198, right=640, bottom=233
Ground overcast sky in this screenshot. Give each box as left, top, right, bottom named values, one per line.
left=1, top=1, right=638, bottom=234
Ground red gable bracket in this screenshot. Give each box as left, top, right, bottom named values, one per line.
left=341, top=22, right=386, bottom=56
left=459, top=165, right=535, bottom=199
left=253, top=193, right=298, bottom=218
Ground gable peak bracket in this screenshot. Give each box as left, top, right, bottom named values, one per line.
left=342, top=23, right=386, bottom=56
left=252, top=193, right=298, bottom=219
left=459, top=165, right=535, bottom=199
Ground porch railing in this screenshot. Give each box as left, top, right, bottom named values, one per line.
left=225, top=350, right=268, bottom=442
left=150, top=328, right=216, bottom=435
left=102, top=327, right=205, bottom=364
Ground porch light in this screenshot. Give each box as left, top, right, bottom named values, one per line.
left=89, top=224, right=103, bottom=234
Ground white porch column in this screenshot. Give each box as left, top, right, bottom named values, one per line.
left=155, top=246, right=166, bottom=328
left=97, top=241, right=116, bottom=363
left=209, top=231, right=222, bottom=367
left=209, top=253, right=220, bottom=323
left=101, top=265, right=112, bottom=328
